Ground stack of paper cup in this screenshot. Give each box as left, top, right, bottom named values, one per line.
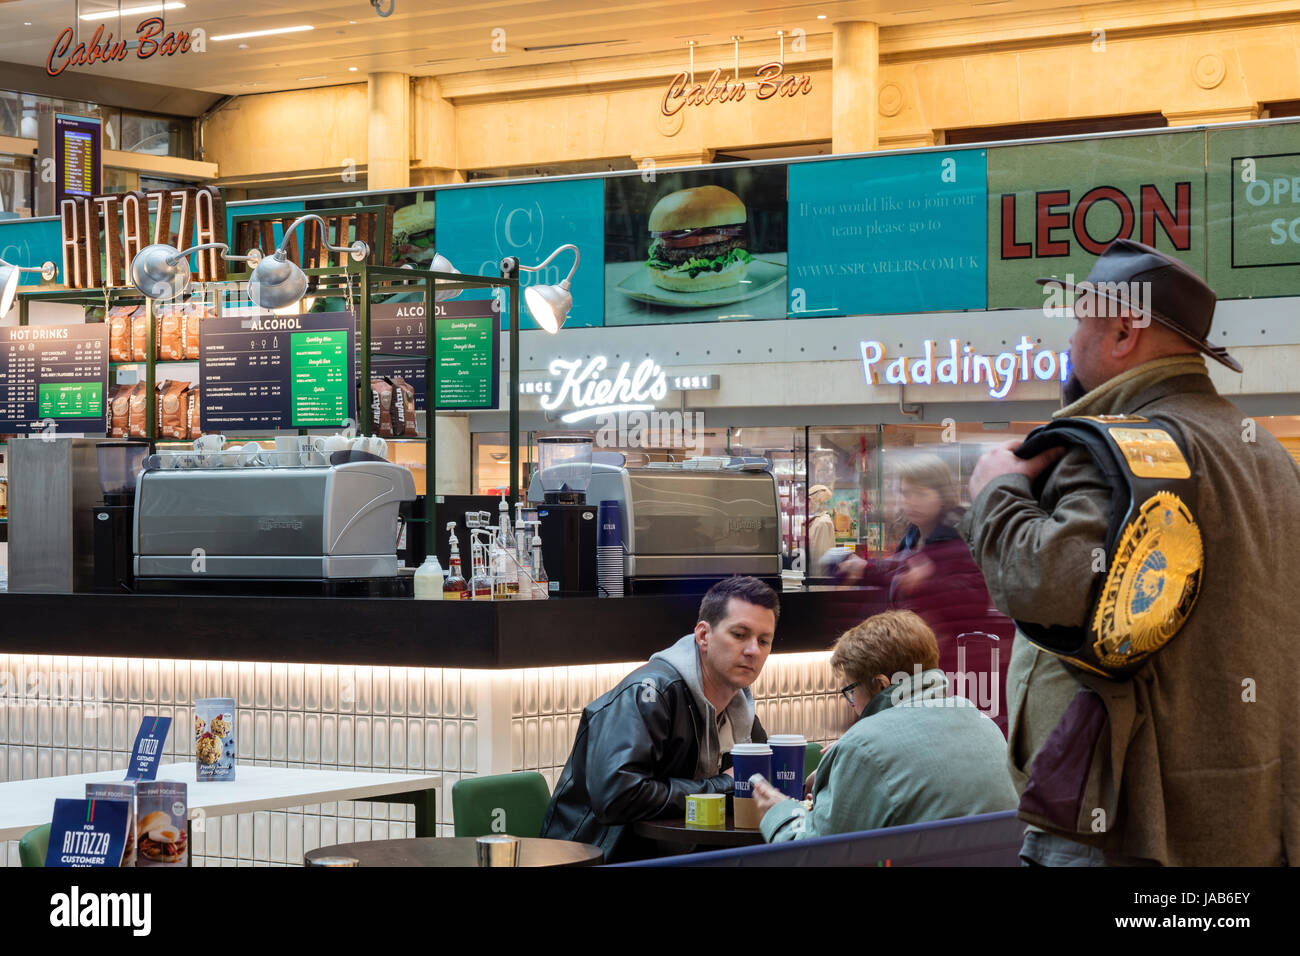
left=597, top=499, right=625, bottom=598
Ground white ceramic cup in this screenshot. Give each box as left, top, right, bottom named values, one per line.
left=194, top=434, right=225, bottom=466
left=238, top=442, right=264, bottom=466
left=323, top=434, right=351, bottom=458
left=274, top=435, right=300, bottom=467
left=299, top=436, right=327, bottom=467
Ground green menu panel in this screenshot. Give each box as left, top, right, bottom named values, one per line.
left=291, top=329, right=349, bottom=427
left=435, top=310, right=495, bottom=409
left=38, top=381, right=103, bottom=419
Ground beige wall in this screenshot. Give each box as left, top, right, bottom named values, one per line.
left=201, top=5, right=1300, bottom=183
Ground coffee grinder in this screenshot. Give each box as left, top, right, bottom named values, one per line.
left=92, top=441, right=148, bottom=592
left=533, top=433, right=597, bottom=598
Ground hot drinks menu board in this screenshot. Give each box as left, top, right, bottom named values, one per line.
left=0, top=324, right=109, bottom=434
left=199, top=312, right=356, bottom=430
left=369, top=300, right=498, bottom=410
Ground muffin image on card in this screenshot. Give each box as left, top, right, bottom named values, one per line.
left=194, top=698, right=236, bottom=781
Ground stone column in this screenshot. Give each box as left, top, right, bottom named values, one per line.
left=367, top=72, right=410, bottom=189
left=832, top=21, right=880, bottom=154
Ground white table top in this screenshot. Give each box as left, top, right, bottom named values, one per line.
left=0, top=764, right=442, bottom=842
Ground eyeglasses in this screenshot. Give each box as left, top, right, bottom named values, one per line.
left=839, top=681, right=860, bottom=706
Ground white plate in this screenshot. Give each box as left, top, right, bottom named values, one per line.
left=613, top=257, right=787, bottom=308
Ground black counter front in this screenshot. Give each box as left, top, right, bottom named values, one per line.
left=0, top=589, right=886, bottom=668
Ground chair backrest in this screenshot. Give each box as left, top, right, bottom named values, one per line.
left=19, top=824, right=50, bottom=868
left=804, top=742, right=823, bottom=778
left=451, top=771, right=552, bottom=838
left=609, top=810, right=1024, bottom=867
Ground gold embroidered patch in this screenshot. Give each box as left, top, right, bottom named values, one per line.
left=1107, top=428, right=1192, bottom=480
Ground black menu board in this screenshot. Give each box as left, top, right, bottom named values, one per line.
left=0, top=324, right=109, bottom=434
left=369, top=300, right=498, bottom=410
left=199, top=312, right=356, bottom=431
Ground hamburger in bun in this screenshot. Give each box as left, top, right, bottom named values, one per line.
left=137, top=811, right=187, bottom=864
left=393, top=197, right=437, bottom=267
left=646, top=185, right=753, bottom=292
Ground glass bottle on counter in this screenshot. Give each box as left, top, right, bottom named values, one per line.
left=443, top=522, right=469, bottom=600
left=492, top=540, right=519, bottom=600
left=469, top=529, right=493, bottom=601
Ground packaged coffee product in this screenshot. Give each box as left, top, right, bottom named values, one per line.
left=184, top=303, right=213, bottom=360
left=194, top=698, right=235, bottom=781
left=157, top=380, right=189, bottom=439
left=135, top=781, right=187, bottom=867
left=107, top=383, right=129, bottom=438
left=126, top=382, right=148, bottom=438
left=155, top=306, right=186, bottom=361
left=187, top=385, right=201, bottom=439
left=108, top=306, right=137, bottom=363
left=371, top=378, right=395, bottom=437
left=390, top=376, right=416, bottom=436
left=131, top=310, right=150, bottom=362
left=86, top=782, right=137, bottom=867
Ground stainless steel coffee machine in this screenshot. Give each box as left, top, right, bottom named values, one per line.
left=133, top=452, right=416, bottom=595
left=530, top=457, right=782, bottom=594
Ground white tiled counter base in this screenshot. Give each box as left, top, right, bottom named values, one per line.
left=1, top=650, right=845, bottom=866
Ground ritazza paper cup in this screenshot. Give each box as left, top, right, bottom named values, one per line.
left=767, top=734, right=807, bottom=800
left=729, top=742, right=772, bottom=829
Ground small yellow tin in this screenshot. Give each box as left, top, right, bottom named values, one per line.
left=685, top=793, right=726, bottom=828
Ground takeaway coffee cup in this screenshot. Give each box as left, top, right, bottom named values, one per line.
left=767, top=734, right=807, bottom=800
left=729, top=742, right=772, bottom=829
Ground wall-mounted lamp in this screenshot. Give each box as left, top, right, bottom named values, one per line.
left=130, top=242, right=262, bottom=300
left=248, top=214, right=369, bottom=310
left=501, top=244, right=580, bottom=334
left=0, top=259, right=57, bottom=317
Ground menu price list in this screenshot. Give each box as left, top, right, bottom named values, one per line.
left=0, top=325, right=109, bottom=433
left=199, top=314, right=355, bottom=431
left=370, top=301, right=498, bottom=410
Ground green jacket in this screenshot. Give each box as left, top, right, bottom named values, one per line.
left=759, top=669, right=1018, bottom=842
left=961, top=355, right=1300, bottom=865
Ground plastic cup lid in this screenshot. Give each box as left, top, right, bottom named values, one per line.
left=729, top=742, right=772, bottom=756
left=767, top=734, right=807, bottom=746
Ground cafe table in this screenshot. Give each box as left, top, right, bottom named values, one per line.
left=305, top=837, right=603, bottom=867
left=0, top=763, right=443, bottom=843
left=634, top=814, right=766, bottom=849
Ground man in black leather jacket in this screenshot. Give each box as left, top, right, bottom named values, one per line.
left=540, top=576, right=778, bottom=861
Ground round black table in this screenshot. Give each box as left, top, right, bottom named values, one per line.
left=634, top=814, right=765, bottom=848
left=304, top=837, right=603, bottom=867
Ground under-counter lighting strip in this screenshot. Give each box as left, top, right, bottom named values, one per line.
left=211, top=25, right=314, bottom=42
left=79, top=2, right=186, bottom=20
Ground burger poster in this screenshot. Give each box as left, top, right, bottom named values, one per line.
left=786, top=150, right=987, bottom=318
left=605, top=165, right=788, bottom=325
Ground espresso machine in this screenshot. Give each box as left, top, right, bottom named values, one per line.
left=92, top=441, right=149, bottom=593
left=528, top=434, right=597, bottom=597
left=132, top=450, right=416, bottom=595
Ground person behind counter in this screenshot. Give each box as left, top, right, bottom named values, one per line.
left=540, top=576, right=778, bottom=861
left=751, top=610, right=1016, bottom=842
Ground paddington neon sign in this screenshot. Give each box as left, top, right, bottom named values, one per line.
left=47, top=18, right=196, bottom=77
left=860, top=337, right=1070, bottom=400
left=539, top=357, right=669, bottom=423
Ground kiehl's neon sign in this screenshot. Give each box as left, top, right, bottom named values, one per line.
left=661, top=61, right=812, bottom=116
left=47, top=18, right=199, bottom=77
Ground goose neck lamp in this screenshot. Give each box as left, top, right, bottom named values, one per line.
left=498, top=243, right=580, bottom=498
left=247, top=214, right=370, bottom=311
left=0, top=259, right=58, bottom=318
left=130, top=243, right=262, bottom=301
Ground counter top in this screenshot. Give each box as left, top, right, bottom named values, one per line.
left=0, top=589, right=885, bottom=669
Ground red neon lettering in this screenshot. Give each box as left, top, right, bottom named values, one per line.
left=137, top=17, right=162, bottom=59
left=1073, top=186, right=1135, bottom=255
left=1036, top=190, right=1071, bottom=256
left=1140, top=183, right=1191, bottom=249
left=1000, top=195, right=1032, bottom=259
left=47, top=28, right=73, bottom=76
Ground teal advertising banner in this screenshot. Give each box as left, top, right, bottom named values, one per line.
left=787, top=150, right=987, bottom=317
left=434, top=178, right=605, bottom=330
left=1206, top=123, right=1300, bottom=298
left=0, top=217, right=61, bottom=272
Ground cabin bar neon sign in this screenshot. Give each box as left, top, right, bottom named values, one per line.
left=47, top=18, right=195, bottom=77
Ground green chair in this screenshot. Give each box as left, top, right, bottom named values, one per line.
left=804, top=742, right=824, bottom=780
left=452, top=772, right=551, bottom=839
left=19, top=824, right=49, bottom=868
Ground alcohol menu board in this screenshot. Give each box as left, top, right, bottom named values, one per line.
left=369, top=300, right=498, bottom=410
left=0, top=324, right=109, bottom=434
left=199, top=312, right=355, bottom=431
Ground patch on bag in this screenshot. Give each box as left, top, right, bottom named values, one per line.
left=1088, top=491, right=1202, bottom=674
left=1106, top=427, right=1192, bottom=480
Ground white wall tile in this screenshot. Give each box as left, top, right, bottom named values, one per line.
left=337, top=716, right=354, bottom=766
left=442, top=720, right=458, bottom=771
left=372, top=667, right=389, bottom=716
left=406, top=720, right=423, bottom=771
left=272, top=711, right=288, bottom=761
left=353, top=666, right=372, bottom=716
